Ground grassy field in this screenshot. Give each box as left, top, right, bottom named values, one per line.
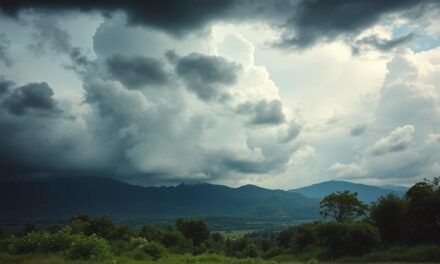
left=1, top=253, right=438, bottom=264
left=0, top=253, right=273, bottom=264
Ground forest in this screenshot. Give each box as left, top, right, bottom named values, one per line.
left=0, top=177, right=439, bottom=264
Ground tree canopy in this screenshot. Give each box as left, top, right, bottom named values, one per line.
left=320, top=190, right=368, bottom=222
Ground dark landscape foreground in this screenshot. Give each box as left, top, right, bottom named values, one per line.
left=0, top=178, right=439, bottom=263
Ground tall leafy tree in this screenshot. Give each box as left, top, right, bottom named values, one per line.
left=320, top=191, right=367, bottom=222
left=176, top=218, right=209, bottom=247
left=405, top=177, right=440, bottom=243
left=370, top=193, right=406, bottom=244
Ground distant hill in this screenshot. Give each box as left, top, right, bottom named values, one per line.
left=0, top=177, right=319, bottom=220
left=289, top=180, right=407, bottom=203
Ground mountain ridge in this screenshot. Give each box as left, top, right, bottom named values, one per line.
left=0, top=176, right=319, bottom=220
left=289, top=180, right=407, bottom=203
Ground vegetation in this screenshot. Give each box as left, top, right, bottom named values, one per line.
left=0, top=177, right=439, bottom=263
left=319, top=191, right=368, bottom=222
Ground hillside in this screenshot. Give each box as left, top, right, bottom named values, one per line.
left=290, top=180, right=407, bottom=203
left=0, top=177, right=319, bottom=220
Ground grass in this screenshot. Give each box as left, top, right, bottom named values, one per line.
left=0, top=253, right=275, bottom=264
left=0, top=253, right=438, bottom=264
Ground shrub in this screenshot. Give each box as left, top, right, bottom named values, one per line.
left=40, top=227, right=74, bottom=253
left=243, top=243, right=259, bottom=258
left=139, top=224, right=162, bottom=242
left=176, top=218, right=210, bottom=247
left=137, top=241, right=166, bottom=260
left=8, top=231, right=47, bottom=254
left=161, top=230, right=192, bottom=253
left=67, top=234, right=111, bottom=260
left=316, top=222, right=380, bottom=258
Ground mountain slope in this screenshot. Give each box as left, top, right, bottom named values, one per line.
left=290, top=180, right=407, bottom=203
left=0, top=177, right=319, bottom=220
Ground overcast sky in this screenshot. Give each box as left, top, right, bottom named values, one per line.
left=1, top=0, right=440, bottom=189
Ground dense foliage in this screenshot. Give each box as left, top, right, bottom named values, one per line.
left=0, top=177, right=439, bottom=263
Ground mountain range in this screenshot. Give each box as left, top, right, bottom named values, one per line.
left=0, top=177, right=407, bottom=221
left=0, top=177, right=318, bottom=220
left=290, top=180, right=407, bottom=203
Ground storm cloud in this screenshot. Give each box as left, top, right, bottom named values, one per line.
left=106, top=54, right=169, bottom=88
left=276, top=0, right=435, bottom=49
left=1, top=0, right=440, bottom=189
left=1, top=1, right=437, bottom=50
left=1, top=82, right=59, bottom=116
left=172, top=52, right=241, bottom=101
left=0, top=0, right=235, bottom=35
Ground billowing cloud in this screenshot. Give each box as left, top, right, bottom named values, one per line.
left=172, top=51, right=241, bottom=101
left=237, top=99, right=285, bottom=126
left=1, top=1, right=440, bottom=189
left=328, top=162, right=366, bottom=178
left=106, top=54, right=169, bottom=88
left=326, top=50, right=440, bottom=185
left=276, top=0, right=435, bottom=49
left=370, top=125, right=415, bottom=156
left=1, top=0, right=437, bottom=51
left=0, top=0, right=235, bottom=35
left=1, top=82, right=60, bottom=116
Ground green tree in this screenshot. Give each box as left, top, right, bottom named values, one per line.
left=320, top=191, right=368, bottom=222
left=317, top=222, right=379, bottom=258
left=85, top=216, right=115, bottom=240
left=405, top=177, right=440, bottom=243
left=139, top=224, right=162, bottom=242
left=161, top=229, right=192, bottom=253
left=370, top=193, right=406, bottom=244
left=176, top=218, right=209, bottom=247
left=113, top=225, right=134, bottom=241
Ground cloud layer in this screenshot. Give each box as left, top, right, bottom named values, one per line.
left=0, top=1, right=440, bottom=188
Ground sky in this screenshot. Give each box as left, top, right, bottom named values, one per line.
left=0, top=0, right=440, bottom=189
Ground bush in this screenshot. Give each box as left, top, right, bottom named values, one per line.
left=40, top=227, right=74, bottom=253
left=139, top=224, right=162, bottom=242
left=316, top=222, right=380, bottom=258
left=243, top=243, right=259, bottom=258
left=137, top=241, right=166, bottom=260
left=161, top=230, right=192, bottom=254
left=8, top=231, right=47, bottom=254
left=67, top=234, right=111, bottom=260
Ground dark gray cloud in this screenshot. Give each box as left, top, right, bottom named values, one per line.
left=0, top=0, right=235, bottom=35
left=106, top=54, right=169, bottom=88
left=172, top=51, right=241, bottom=101
left=0, top=0, right=435, bottom=50
left=352, top=33, right=416, bottom=54
left=1, top=82, right=59, bottom=116
left=0, top=34, right=13, bottom=67
left=237, top=99, right=285, bottom=125
left=276, top=0, right=434, bottom=49
left=0, top=79, right=14, bottom=94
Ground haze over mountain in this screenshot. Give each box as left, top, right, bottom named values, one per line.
left=290, top=180, right=407, bottom=203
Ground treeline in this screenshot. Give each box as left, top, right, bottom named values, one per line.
left=272, top=177, right=440, bottom=261
left=0, top=177, right=439, bottom=262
